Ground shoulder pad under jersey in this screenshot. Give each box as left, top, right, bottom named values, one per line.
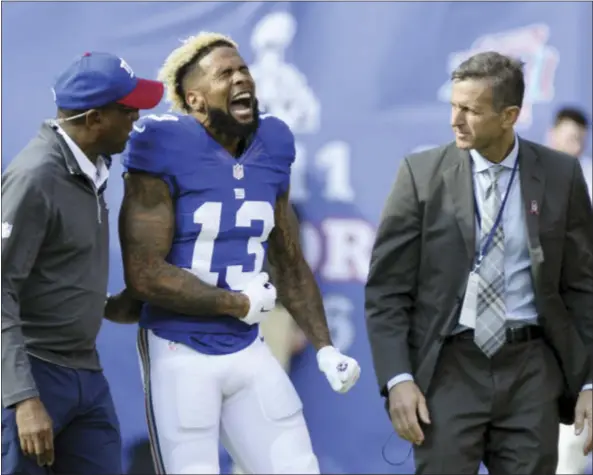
left=258, top=114, right=296, bottom=168
left=121, top=113, right=201, bottom=175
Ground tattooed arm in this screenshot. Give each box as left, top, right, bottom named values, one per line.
left=267, top=189, right=333, bottom=350
left=118, top=172, right=250, bottom=318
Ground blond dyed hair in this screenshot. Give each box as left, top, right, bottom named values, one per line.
left=158, top=32, right=238, bottom=113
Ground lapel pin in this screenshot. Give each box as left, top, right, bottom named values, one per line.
left=530, top=200, right=539, bottom=215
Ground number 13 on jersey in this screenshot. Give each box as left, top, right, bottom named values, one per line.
left=190, top=200, right=275, bottom=291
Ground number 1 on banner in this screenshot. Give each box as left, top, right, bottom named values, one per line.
left=290, top=141, right=355, bottom=203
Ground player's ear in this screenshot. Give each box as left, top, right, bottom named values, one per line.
left=186, top=91, right=206, bottom=114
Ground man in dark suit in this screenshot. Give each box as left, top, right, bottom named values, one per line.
left=365, top=51, right=593, bottom=474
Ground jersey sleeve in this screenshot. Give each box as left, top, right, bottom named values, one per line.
left=121, top=116, right=169, bottom=176
left=261, top=115, right=296, bottom=195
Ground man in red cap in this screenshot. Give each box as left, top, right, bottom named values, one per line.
left=1, top=52, right=163, bottom=474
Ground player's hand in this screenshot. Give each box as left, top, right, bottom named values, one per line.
left=316, top=346, right=361, bottom=393
left=575, top=389, right=592, bottom=456
left=240, top=272, right=277, bottom=325
left=388, top=380, right=431, bottom=446
left=15, top=397, right=54, bottom=467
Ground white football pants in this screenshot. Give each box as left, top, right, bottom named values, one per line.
left=556, top=423, right=590, bottom=474
left=137, top=329, right=320, bottom=474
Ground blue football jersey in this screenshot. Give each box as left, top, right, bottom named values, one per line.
left=121, top=112, right=295, bottom=355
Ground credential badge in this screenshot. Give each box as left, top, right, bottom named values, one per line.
left=233, top=163, right=244, bottom=180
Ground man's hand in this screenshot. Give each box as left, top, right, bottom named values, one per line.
left=240, top=272, right=277, bottom=325
left=574, top=389, right=592, bottom=456
left=15, top=397, right=54, bottom=467
left=104, top=289, right=143, bottom=324
left=388, top=380, right=431, bottom=445
left=316, top=346, right=361, bottom=393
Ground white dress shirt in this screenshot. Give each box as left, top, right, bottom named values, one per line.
left=55, top=125, right=109, bottom=189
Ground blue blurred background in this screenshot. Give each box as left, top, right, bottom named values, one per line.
left=2, top=2, right=592, bottom=473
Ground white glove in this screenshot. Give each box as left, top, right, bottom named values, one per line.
left=316, top=346, right=361, bottom=394
left=240, top=272, right=277, bottom=325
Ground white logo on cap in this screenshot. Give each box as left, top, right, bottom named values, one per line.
left=119, top=58, right=135, bottom=78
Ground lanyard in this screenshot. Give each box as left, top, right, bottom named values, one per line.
left=473, top=157, right=519, bottom=271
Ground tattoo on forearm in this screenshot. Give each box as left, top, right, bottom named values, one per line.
left=268, top=193, right=332, bottom=350
left=119, top=173, right=248, bottom=318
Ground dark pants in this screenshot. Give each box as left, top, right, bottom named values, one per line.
left=414, top=331, right=563, bottom=475
left=2, top=356, right=121, bottom=475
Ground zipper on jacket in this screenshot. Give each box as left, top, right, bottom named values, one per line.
left=66, top=165, right=102, bottom=224
left=91, top=182, right=102, bottom=225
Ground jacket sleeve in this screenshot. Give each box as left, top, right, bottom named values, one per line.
left=365, top=157, right=421, bottom=396
left=560, top=159, right=593, bottom=386
left=1, top=170, right=51, bottom=407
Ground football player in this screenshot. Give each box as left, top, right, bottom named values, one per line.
left=118, top=32, right=361, bottom=474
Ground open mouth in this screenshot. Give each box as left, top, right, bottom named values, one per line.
left=229, top=91, right=254, bottom=121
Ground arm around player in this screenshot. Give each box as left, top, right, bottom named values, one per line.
left=103, top=288, right=144, bottom=324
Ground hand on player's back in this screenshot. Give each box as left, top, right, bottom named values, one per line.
left=240, top=272, right=277, bottom=325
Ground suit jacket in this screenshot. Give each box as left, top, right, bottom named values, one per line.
left=579, top=155, right=592, bottom=201
left=365, top=138, right=593, bottom=424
